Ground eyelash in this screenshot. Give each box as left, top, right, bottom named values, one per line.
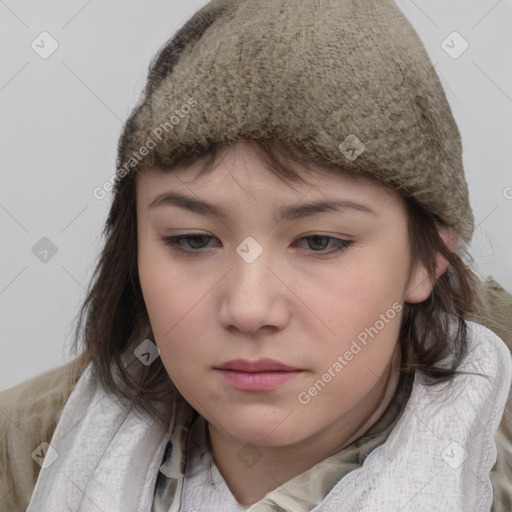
left=159, top=234, right=353, bottom=257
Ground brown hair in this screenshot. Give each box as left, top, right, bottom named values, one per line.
left=70, top=136, right=481, bottom=429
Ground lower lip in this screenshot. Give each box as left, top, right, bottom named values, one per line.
left=216, top=369, right=302, bottom=390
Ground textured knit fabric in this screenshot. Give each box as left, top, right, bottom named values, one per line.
left=152, top=368, right=414, bottom=511
left=116, top=0, right=474, bottom=241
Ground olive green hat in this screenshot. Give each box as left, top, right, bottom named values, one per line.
left=116, top=0, right=474, bottom=241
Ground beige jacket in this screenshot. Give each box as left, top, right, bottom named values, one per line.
left=1, top=276, right=512, bottom=512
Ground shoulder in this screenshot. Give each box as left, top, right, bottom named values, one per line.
left=491, top=379, right=512, bottom=512
left=471, top=275, right=512, bottom=353
left=0, top=353, right=89, bottom=512
left=482, top=313, right=512, bottom=512
left=465, top=279, right=512, bottom=512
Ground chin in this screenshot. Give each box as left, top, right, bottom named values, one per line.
left=212, top=414, right=308, bottom=447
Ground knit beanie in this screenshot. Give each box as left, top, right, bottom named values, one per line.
left=115, top=0, right=475, bottom=242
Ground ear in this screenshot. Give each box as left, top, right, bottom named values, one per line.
left=435, top=225, right=460, bottom=277
left=405, top=225, right=460, bottom=304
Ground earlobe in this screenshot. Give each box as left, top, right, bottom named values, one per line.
left=405, top=224, right=460, bottom=304
left=404, top=262, right=433, bottom=304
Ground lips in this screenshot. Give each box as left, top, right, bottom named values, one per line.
left=214, top=358, right=304, bottom=391
left=215, top=358, right=301, bottom=372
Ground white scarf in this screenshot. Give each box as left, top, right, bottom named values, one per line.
left=27, top=320, right=512, bottom=512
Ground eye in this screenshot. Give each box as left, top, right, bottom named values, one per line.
left=160, top=234, right=215, bottom=255
left=159, top=233, right=353, bottom=257
left=292, top=235, right=353, bottom=254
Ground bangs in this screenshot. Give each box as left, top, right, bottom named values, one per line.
left=144, top=136, right=393, bottom=197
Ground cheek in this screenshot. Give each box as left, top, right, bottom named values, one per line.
left=137, top=242, right=210, bottom=370
left=301, top=246, right=408, bottom=394
left=315, top=247, right=408, bottom=338
left=302, top=291, right=402, bottom=422
left=139, top=265, right=214, bottom=402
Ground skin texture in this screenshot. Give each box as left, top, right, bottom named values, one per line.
left=136, top=140, right=439, bottom=505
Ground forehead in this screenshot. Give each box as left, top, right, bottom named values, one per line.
left=137, top=139, right=396, bottom=204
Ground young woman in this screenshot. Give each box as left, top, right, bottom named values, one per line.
left=2, top=0, right=511, bottom=511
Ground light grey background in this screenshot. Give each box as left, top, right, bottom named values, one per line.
left=1, top=0, right=511, bottom=390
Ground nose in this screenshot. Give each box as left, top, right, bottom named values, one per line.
left=218, top=248, right=290, bottom=335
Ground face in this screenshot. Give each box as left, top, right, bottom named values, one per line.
left=136, top=140, right=430, bottom=448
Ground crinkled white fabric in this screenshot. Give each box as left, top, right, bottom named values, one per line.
left=26, top=321, right=512, bottom=512
left=25, top=367, right=173, bottom=512
left=312, top=321, right=512, bottom=512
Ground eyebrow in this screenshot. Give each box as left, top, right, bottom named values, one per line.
left=149, top=192, right=377, bottom=221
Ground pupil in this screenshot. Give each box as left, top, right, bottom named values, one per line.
left=308, top=236, right=328, bottom=250
left=189, top=235, right=209, bottom=248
